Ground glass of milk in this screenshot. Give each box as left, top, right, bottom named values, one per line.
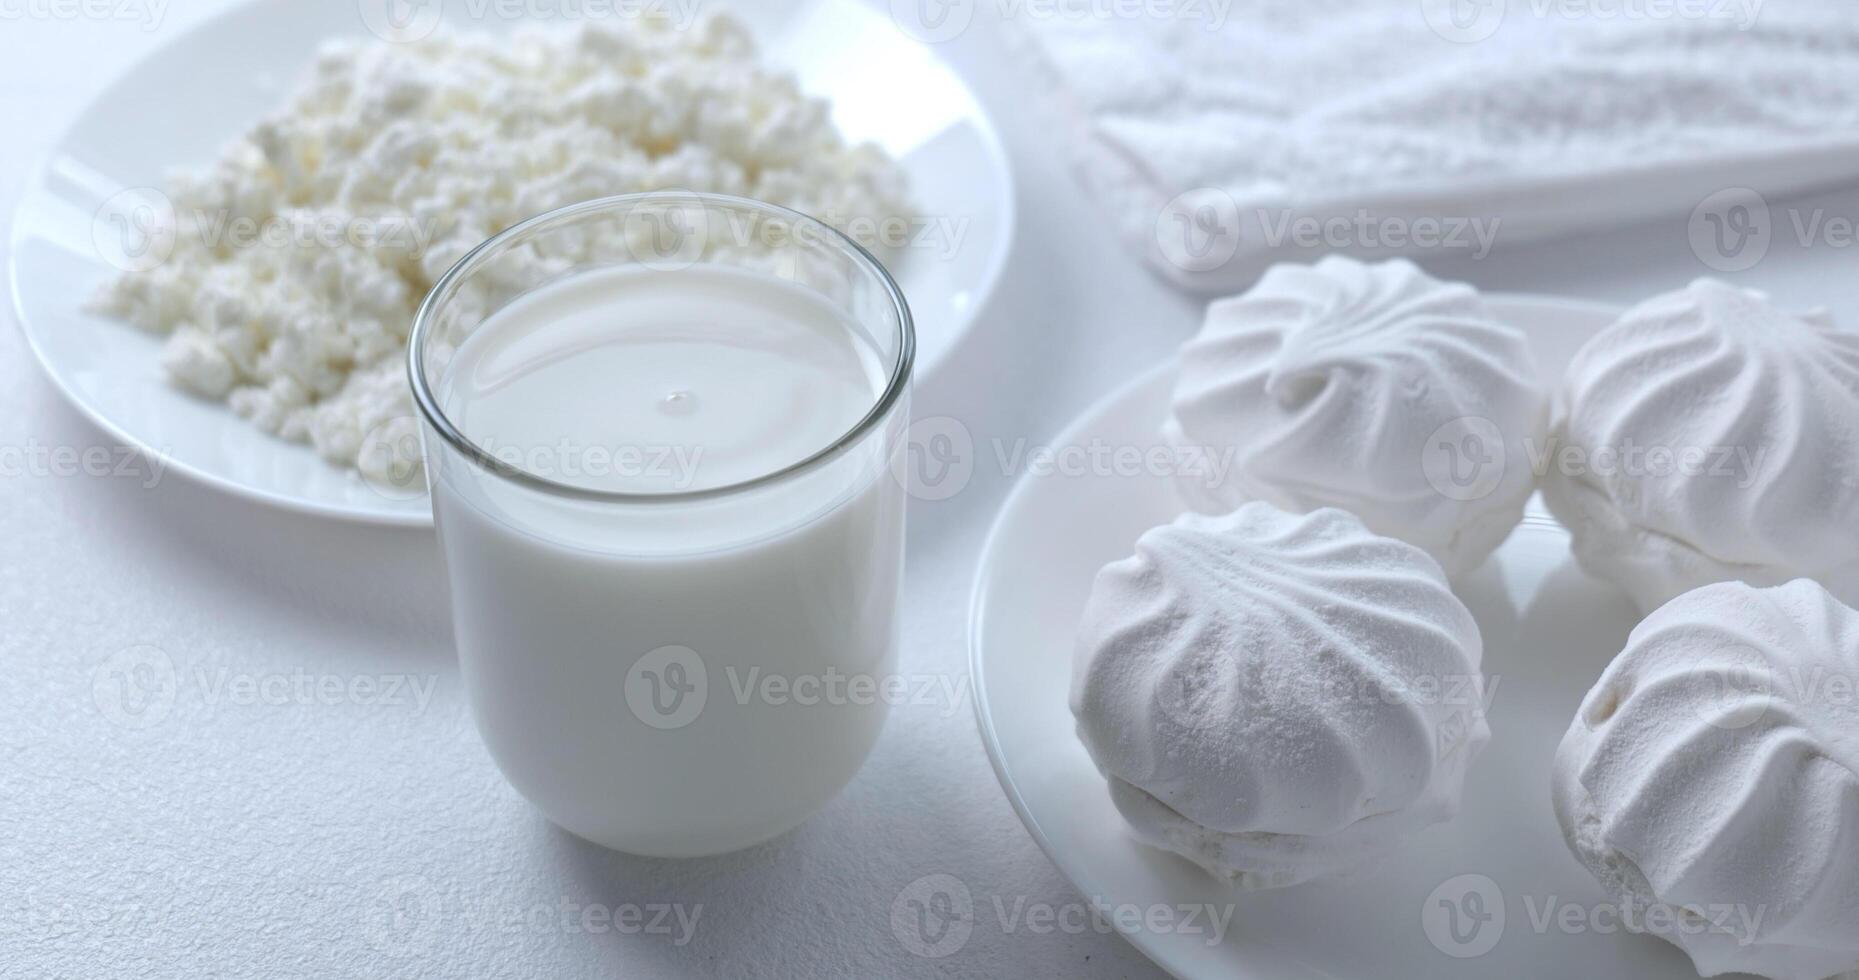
left=408, top=193, right=912, bottom=857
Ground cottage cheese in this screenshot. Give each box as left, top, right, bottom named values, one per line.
left=89, top=14, right=910, bottom=484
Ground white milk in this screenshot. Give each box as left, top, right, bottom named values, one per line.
left=428, top=264, right=906, bottom=857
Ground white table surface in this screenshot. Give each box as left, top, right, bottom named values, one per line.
left=6, top=5, right=1859, bottom=978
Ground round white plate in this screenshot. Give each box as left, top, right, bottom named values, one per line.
left=970, top=296, right=1721, bottom=979
left=8, top=0, right=1012, bottom=526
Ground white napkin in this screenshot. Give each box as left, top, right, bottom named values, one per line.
left=1009, top=0, right=1859, bottom=291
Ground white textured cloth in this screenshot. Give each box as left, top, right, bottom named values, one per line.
left=1011, top=0, right=1859, bottom=291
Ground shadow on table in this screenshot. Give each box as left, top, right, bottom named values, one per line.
left=38, top=385, right=452, bottom=659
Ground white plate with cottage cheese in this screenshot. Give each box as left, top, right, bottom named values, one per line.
left=968, top=295, right=1753, bottom=980
left=9, top=0, right=1011, bottom=526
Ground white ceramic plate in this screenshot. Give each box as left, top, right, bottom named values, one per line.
left=8, top=0, right=1012, bottom=526
left=969, top=296, right=1726, bottom=980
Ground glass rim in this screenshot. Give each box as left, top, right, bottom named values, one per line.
left=406, top=191, right=916, bottom=505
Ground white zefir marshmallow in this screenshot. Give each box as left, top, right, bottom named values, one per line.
left=1071, top=502, right=1490, bottom=888
left=1166, top=257, right=1547, bottom=578
left=1543, top=280, right=1859, bottom=613
left=1553, top=579, right=1859, bottom=980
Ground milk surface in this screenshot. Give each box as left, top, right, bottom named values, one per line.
left=427, top=263, right=906, bottom=856
left=448, top=264, right=884, bottom=495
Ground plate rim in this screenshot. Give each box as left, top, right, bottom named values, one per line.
left=7, top=0, right=1016, bottom=529
left=966, top=291, right=1627, bottom=979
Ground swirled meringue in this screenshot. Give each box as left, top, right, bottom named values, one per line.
left=1070, top=503, right=1490, bottom=888
left=1542, top=279, right=1859, bottom=613
left=1165, top=257, right=1547, bottom=578
left=1552, top=579, right=1859, bottom=980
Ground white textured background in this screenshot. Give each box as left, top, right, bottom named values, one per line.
left=6, top=3, right=1859, bottom=977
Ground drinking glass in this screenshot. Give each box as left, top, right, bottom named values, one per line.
left=408, top=192, right=913, bottom=856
